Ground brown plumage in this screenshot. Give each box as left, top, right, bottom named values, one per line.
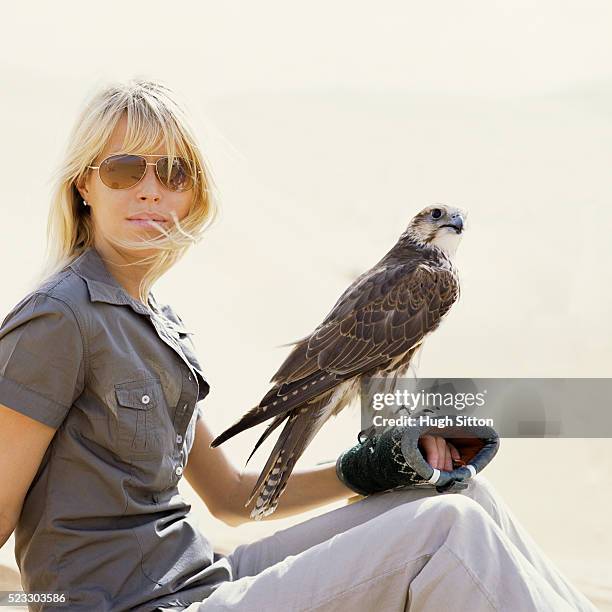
left=210, top=204, right=467, bottom=519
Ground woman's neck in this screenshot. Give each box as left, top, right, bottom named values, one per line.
left=92, top=240, right=150, bottom=304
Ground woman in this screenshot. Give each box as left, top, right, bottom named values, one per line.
left=0, top=79, right=597, bottom=612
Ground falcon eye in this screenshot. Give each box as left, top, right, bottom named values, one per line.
left=431, top=208, right=443, bottom=219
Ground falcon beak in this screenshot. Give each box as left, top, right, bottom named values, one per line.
left=440, top=214, right=464, bottom=234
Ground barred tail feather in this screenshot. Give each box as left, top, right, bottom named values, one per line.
left=244, top=412, right=290, bottom=466
left=247, top=400, right=330, bottom=520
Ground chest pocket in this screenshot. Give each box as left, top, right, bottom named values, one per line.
left=114, top=377, right=167, bottom=460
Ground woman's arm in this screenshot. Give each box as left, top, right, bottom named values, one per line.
left=184, top=415, right=355, bottom=527
left=0, top=403, right=57, bottom=548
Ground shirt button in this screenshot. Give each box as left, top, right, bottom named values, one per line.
left=176, top=434, right=183, bottom=444
left=141, top=395, right=150, bottom=404
left=188, top=374, right=192, bottom=381
left=175, top=466, right=183, bottom=476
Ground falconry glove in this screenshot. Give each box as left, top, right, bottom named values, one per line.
left=336, top=406, right=500, bottom=496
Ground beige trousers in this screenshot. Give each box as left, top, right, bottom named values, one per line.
left=185, top=475, right=597, bottom=611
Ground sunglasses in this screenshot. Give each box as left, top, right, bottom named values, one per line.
left=87, top=153, right=200, bottom=192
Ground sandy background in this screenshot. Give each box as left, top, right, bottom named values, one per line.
left=1, top=1, right=611, bottom=609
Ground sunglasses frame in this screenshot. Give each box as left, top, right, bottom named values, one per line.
left=87, top=153, right=201, bottom=192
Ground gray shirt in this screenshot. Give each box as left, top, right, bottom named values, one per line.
left=0, top=246, right=232, bottom=611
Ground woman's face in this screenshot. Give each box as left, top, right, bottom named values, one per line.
left=77, top=114, right=194, bottom=255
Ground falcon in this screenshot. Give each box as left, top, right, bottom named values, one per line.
left=211, top=204, right=466, bottom=519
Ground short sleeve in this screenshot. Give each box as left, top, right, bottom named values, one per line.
left=0, top=292, right=85, bottom=428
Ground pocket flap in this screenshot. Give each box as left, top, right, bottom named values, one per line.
left=115, top=378, right=162, bottom=410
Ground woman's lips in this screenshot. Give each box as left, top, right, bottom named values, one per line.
left=127, top=219, right=168, bottom=226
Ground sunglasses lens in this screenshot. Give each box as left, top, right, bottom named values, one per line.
left=99, top=155, right=146, bottom=189
left=156, top=157, right=194, bottom=192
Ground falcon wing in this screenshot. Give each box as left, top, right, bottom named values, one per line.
left=210, top=262, right=459, bottom=448
left=275, top=262, right=459, bottom=381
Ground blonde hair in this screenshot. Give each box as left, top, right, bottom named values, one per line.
left=34, top=78, right=218, bottom=303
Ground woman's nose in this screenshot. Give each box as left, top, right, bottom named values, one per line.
left=136, top=163, right=162, bottom=200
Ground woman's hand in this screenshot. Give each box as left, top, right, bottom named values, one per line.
left=419, top=434, right=461, bottom=472
left=338, top=419, right=500, bottom=497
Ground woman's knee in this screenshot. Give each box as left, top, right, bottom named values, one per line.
left=459, top=474, right=504, bottom=526
left=433, top=490, right=491, bottom=521
left=388, top=490, right=494, bottom=534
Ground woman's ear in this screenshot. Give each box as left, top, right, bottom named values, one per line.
left=75, top=174, right=89, bottom=201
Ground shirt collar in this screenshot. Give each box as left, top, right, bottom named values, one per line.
left=68, top=246, right=157, bottom=317
left=67, top=246, right=206, bottom=399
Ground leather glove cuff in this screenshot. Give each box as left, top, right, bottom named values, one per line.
left=336, top=426, right=429, bottom=496
left=336, top=408, right=500, bottom=496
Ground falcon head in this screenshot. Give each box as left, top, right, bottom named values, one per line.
left=405, top=204, right=467, bottom=257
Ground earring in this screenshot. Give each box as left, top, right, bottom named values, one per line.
left=83, top=200, right=88, bottom=207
